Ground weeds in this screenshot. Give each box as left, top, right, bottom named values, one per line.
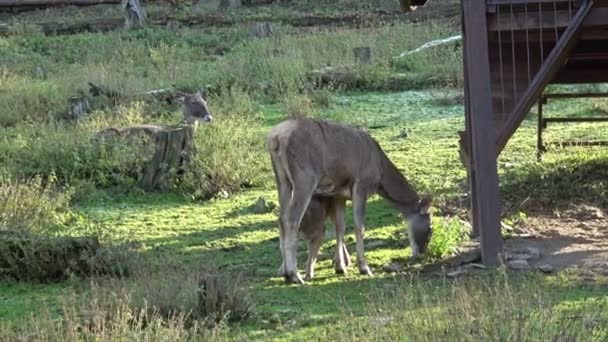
left=0, top=175, right=72, bottom=234
left=180, top=115, right=267, bottom=200
left=323, top=273, right=608, bottom=341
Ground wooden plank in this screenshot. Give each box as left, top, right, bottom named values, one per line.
left=462, top=0, right=503, bottom=266
left=496, top=0, right=595, bottom=154
left=488, top=7, right=608, bottom=32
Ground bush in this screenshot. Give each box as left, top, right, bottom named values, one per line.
left=0, top=266, right=255, bottom=339
left=0, top=103, right=160, bottom=191
left=0, top=176, right=72, bottom=234
left=0, top=232, right=133, bottom=283
left=110, top=267, right=254, bottom=325
left=0, top=284, right=230, bottom=341
left=180, top=115, right=267, bottom=199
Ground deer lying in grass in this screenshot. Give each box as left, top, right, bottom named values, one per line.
left=267, top=117, right=433, bottom=284
left=95, top=90, right=212, bottom=139
left=276, top=195, right=351, bottom=280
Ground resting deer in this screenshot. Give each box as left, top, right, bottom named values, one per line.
left=267, top=117, right=433, bottom=284
left=276, top=195, right=352, bottom=280
left=95, top=90, right=212, bottom=139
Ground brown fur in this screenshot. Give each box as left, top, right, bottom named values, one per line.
left=268, top=117, right=432, bottom=284
left=277, top=195, right=351, bottom=280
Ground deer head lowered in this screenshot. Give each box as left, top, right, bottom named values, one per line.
left=267, top=117, right=433, bottom=284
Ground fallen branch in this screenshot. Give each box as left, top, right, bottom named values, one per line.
left=394, top=34, right=462, bottom=59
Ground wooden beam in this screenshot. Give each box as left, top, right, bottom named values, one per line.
left=553, top=68, right=608, bottom=83
left=488, top=7, right=608, bottom=32
left=462, top=0, right=503, bottom=265
left=496, top=0, right=595, bottom=154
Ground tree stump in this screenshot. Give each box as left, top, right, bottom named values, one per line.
left=68, top=96, right=90, bottom=120
left=95, top=124, right=196, bottom=192
left=122, top=0, right=146, bottom=28
left=141, top=125, right=195, bottom=192
left=218, top=0, right=230, bottom=9
left=249, top=22, right=274, bottom=38
left=353, top=47, right=372, bottom=65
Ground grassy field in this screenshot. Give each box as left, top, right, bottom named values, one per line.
left=2, top=1, right=608, bottom=340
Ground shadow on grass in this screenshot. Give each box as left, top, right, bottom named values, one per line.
left=500, top=157, right=608, bottom=212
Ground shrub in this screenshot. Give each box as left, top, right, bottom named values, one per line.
left=116, top=267, right=254, bottom=325
left=0, top=232, right=134, bottom=283
left=0, top=284, right=230, bottom=341
left=180, top=115, right=267, bottom=200
left=0, top=176, right=72, bottom=234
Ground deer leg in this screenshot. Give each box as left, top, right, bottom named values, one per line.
left=282, top=181, right=316, bottom=285
left=272, top=158, right=291, bottom=278
left=305, top=231, right=323, bottom=280
left=277, top=219, right=287, bottom=277
left=330, top=198, right=348, bottom=274
left=342, top=243, right=351, bottom=267
left=352, top=183, right=373, bottom=276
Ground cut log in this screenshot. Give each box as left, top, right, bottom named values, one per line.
left=0, top=0, right=120, bottom=6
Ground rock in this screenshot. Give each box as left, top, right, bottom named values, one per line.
left=353, top=47, right=372, bottom=64
left=395, top=130, right=408, bottom=139
left=447, top=269, right=466, bottom=278
left=254, top=197, right=274, bottom=214
left=383, top=262, right=403, bottom=273
left=371, top=316, right=393, bottom=327
left=68, top=96, right=91, bottom=120
left=464, top=263, right=486, bottom=270
left=525, top=247, right=541, bottom=259
left=538, top=264, right=554, bottom=274
left=508, top=259, right=529, bottom=270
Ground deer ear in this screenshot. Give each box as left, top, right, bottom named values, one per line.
left=197, top=89, right=208, bottom=101
left=418, top=195, right=432, bottom=215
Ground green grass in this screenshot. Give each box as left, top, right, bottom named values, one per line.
left=2, top=2, right=608, bottom=339
left=4, top=90, right=608, bottom=339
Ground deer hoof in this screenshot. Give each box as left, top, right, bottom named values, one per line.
left=334, top=265, right=347, bottom=275
left=284, top=272, right=305, bottom=285
left=359, top=265, right=373, bottom=276
left=277, top=264, right=286, bottom=277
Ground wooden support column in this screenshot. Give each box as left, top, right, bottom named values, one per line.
left=462, top=0, right=503, bottom=265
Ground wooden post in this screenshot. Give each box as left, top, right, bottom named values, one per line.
left=353, top=47, right=372, bottom=65
left=462, top=0, right=503, bottom=265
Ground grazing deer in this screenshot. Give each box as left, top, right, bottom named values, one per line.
left=267, top=117, right=433, bottom=284
left=276, top=195, right=352, bottom=280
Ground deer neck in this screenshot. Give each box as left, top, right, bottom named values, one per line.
left=377, top=153, right=421, bottom=216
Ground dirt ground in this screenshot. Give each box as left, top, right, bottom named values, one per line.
left=403, top=204, right=608, bottom=276
left=506, top=204, right=608, bottom=273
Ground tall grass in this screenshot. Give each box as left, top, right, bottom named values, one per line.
left=0, top=266, right=252, bottom=341
left=0, top=21, right=460, bottom=124
left=322, top=273, right=608, bottom=341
